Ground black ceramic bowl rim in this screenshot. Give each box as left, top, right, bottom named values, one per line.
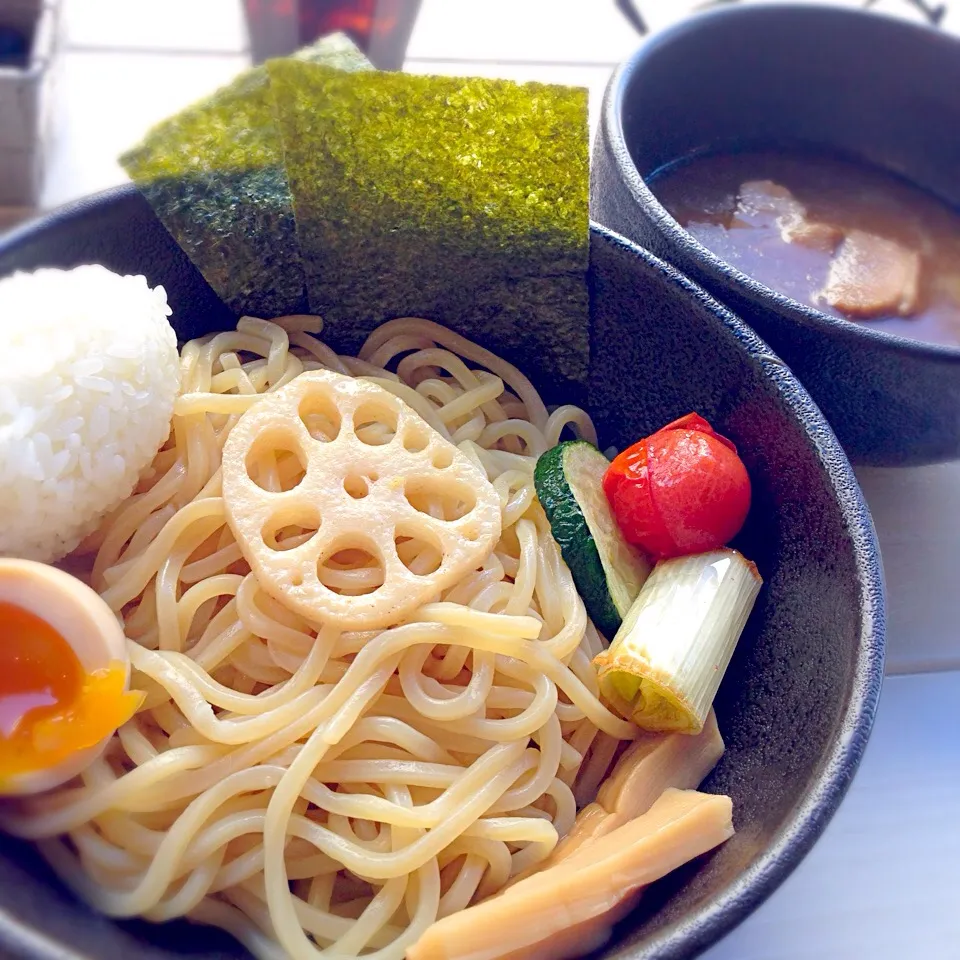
left=0, top=191, right=886, bottom=959
left=586, top=227, right=884, bottom=957
left=602, top=1, right=960, bottom=365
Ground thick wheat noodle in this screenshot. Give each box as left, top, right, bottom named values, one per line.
left=2, top=315, right=642, bottom=960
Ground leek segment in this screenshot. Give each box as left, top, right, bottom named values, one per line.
left=594, top=549, right=761, bottom=734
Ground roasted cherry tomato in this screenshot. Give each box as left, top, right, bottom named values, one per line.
left=602, top=413, right=751, bottom=558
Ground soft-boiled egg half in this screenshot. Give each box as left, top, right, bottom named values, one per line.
left=0, top=559, right=142, bottom=796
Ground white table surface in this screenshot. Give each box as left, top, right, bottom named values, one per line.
left=10, top=1, right=960, bottom=958
left=702, top=669, right=960, bottom=960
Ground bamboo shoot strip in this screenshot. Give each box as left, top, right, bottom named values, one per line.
left=508, top=710, right=724, bottom=884
left=407, top=789, right=735, bottom=960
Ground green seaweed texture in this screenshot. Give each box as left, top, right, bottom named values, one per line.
left=268, top=61, right=590, bottom=391
left=120, top=35, right=372, bottom=319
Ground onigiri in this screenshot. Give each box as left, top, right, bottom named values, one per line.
left=0, top=265, right=180, bottom=563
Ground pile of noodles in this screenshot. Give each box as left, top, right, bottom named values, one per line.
left=1, top=315, right=638, bottom=960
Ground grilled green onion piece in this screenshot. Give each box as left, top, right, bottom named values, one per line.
left=594, top=549, right=761, bottom=734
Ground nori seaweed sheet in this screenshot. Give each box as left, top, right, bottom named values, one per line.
left=120, top=35, right=372, bottom=319
left=268, top=62, right=590, bottom=393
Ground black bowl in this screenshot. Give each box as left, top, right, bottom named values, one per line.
left=591, top=3, right=960, bottom=467
left=0, top=187, right=884, bottom=960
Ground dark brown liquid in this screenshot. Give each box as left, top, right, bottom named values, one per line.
left=650, top=150, right=960, bottom=346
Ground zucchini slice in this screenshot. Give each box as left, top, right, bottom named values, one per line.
left=534, top=441, right=651, bottom=639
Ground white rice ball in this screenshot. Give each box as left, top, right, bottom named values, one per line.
left=0, top=265, right=180, bottom=563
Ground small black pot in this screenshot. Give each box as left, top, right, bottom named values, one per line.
left=591, top=3, right=960, bottom=467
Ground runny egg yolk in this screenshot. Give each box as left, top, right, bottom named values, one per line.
left=0, top=601, right=142, bottom=783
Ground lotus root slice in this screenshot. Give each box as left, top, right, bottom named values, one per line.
left=221, top=369, right=502, bottom=629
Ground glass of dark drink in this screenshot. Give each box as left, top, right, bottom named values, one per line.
left=244, top=0, right=422, bottom=70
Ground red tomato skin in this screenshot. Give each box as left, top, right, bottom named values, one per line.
left=602, top=441, right=674, bottom=555
left=656, top=412, right=739, bottom=454
left=645, top=429, right=751, bottom=557
left=603, top=415, right=751, bottom=558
